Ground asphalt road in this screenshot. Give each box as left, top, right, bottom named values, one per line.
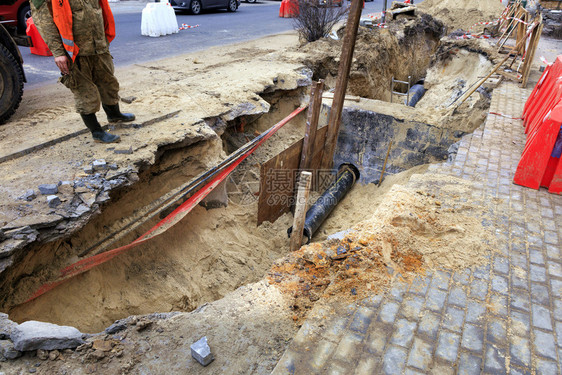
left=20, top=0, right=385, bottom=88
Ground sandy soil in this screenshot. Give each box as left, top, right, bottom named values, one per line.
left=418, top=0, right=506, bottom=32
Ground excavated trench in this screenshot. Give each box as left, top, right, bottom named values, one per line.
left=0, top=14, right=496, bottom=333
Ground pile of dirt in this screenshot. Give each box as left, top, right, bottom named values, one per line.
left=268, top=173, right=497, bottom=320
left=298, top=14, right=445, bottom=101
left=418, top=0, right=506, bottom=32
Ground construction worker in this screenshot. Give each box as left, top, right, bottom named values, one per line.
left=30, top=0, right=134, bottom=143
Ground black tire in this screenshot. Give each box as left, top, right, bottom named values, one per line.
left=17, top=3, right=31, bottom=35
left=246, top=0, right=256, bottom=3
left=0, top=44, right=24, bottom=125
left=190, top=0, right=202, bottom=15
left=227, top=0, right=237, bottom=12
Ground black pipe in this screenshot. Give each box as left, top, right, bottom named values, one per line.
left=288, top=164, right=360, bottom=244
left=405, top=84, right=426, bottom=107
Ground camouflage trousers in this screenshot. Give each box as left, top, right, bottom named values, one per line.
left=60, top=53, right=120, bottom=115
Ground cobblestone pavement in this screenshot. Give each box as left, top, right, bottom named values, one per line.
left=271, top=81, right=562, bottom=374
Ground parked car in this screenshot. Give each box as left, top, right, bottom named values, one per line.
left=0, top=24, right=26, bottom=124
left=170, top=0, right=240, bottom=15
left=0, top=0, right=30, bottom=34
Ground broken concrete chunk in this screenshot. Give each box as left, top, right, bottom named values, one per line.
left=18, top=189, right=36, bottom=201
left=47, top=195, right=61, bottom=208
left=121, top=96, right=137, bottom=104
left=10, top=321, right=85, bottom=351
left=0, top=339, right=22, bottom=359
left=190, top=336, right=214, bottom=366
left=114, top=146, right=133, bottom=155
left=83, top=165, right=94, bottom=174
left=92, top=159, right=108, bottom=171
left=38, top=184, right=58, bottom=195
left=0, top=314, right=18, bottom=339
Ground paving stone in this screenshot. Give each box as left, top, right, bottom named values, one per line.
left=409, top=275, right=431, bottom=296
left=491, top=275, right=509, bottom=295
left=530, top=265, right=547, bottom=283
left=488, top=294, right=508, bottom=316
left=310, top=340, right=336, bottom=370
left=349, top=307, right=374, bottom=335
left=322, top=316, right=351, bottom=343
left=530, top=283, right=550, bottom=306
left=535, top=358, right=559, bottom=375
left=529, top=249, right=545, bottom=265
left=493, top=256, right=509, bottom=275
left=426, top=288, right=447, bottom=312
left=532, top=329, right=557, bottom=360
left=453, top=270, right=471, bottom=285
left=484, top=345, right=506, bottom=373
left=546, top=244, right=560, bottom=259
left=465, top=300, right=486, bottom=324
left=326, top=363, right=347, bottom=375
left=333, top=332, right=363, bottom=363
left=400, top=295, right=425, bottom=321
left=470, top=279, right=488, bottom=300
left=382, top=345, right=407, bottom=375
left=432, top=364, right=455, bottom=375
left=354, top=355, right=378, bottom=375
left=406, top=338, right=432, bottom=371
left=38, top=184, right=58, bottom=195
left=442, top=306, right=464, bottom=333
left=511, top=252, right=528, bottom=270
left=461, top=323, right=484, bottom=352
left=473, top=264, right=490, bottom=280
left=190, top=336, right=214, bottom=367
left=362, top=294, right=383, bottom=308
left=418, top=311, right=440, bottom=339
left=436, top=331, right=459, bottom=362
left=458, top=352, right=482, bottom=375
left=552, top=278, right=562, bottom=297
left=365, top=324, right=388, bottom=355
left=389, top=282, right=409, bottom=302
left=510, top=336, right=531, bottom=367
left=390, top=319, right=417, bottom=348
left=486, top=318, right=506, bottom=345
left=532, top=304, right=553, bottom=331
left=555, top=300, right=562, bottom=321
left=544, top=231, right=558, bottom=246
left=548, top=262, right=562, bottom=278
left=511, top=274, right=529, bottom=291
left=404, top=369, right=425, bottom=375
left=510, top=310, right=530, bottom=336
left=510, top=289, right=531, bottom=312
left=556, top=321, right=562, bottom=347
left=448, top=286, right=467, bottom=308
left=432, top=271, right=451, bottom=290
left=378, top=302, right=400, bottom=324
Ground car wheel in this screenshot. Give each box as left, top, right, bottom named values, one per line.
left=246, top=0, right=256, bottom=3
left=190, top=0, right=202, bottom=15
left=227, top=0, right=237, bottom=12
left=18, top=3, right=31, bottom=35
left=0, top=44, right=24, bottom=125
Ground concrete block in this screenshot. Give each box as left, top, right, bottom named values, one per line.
left=10, top=321, right=84, bottom=351
left=92, top=159, right=108, bottom=171
left=38, top=184, right=58, bottom=195
left=47, top=195, right=61, bottom=208
left=191, top=336, right=214, bottom=366
left=0, top=314, right=17, bottom=339
left=0, top=339, right=22, bottom=359
left=83, top=165, right=94, bottom=174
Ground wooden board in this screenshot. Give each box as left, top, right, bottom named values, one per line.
left=257, top=126, right=328, bottom=226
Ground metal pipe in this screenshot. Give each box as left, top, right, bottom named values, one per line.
left=288, top=164, right=360, bottom=244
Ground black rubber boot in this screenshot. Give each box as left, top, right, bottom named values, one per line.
left=102, top=103, right=135, bottom=123
left=80, top=113, right=121, bottom=143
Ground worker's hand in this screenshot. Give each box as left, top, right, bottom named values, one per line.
left=55, top=55, right=71, bottom=75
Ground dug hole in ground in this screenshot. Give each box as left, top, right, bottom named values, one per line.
left=0, top=1, right=558, bottom=373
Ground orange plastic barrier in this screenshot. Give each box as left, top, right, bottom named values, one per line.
left=514, top=55, right=562, bottom=194
left=26, top=17, right=52, bottom=57
left=279, top=0, right=298, bottom=17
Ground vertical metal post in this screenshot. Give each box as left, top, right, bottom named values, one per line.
left=382, top=0, right=387, bottom=23
left=390, top=77, right=394, bottom=103
left=407, top=75, right=411, bottom=105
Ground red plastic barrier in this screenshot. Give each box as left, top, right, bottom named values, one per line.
left=514, top=100, right=562, bottom=193
left=279, top=0, right=298, bottom=17
left=26, top=17, right=52, bottom=57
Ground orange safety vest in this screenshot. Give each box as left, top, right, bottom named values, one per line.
left=51, top=0, right=116, bottom=61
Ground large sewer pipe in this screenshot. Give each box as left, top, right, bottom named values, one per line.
left=288, top=164, right=360, bottom=244
left=406, top=83, right=426, bottom=107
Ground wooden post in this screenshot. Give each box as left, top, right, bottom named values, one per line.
left=378, top=141, right=392, bottom=187
left=290, top=171, right=312, bottom=251
left=516, top=10, right=527, bottom=56
left=320, top=0, right=364, bottom=171
left=520, top=18, right=543, bottom=88
left=299, top=80, right=325, bottom=171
